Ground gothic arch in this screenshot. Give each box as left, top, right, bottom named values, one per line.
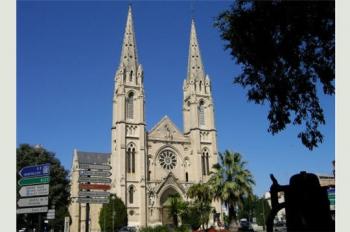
left=201, top=147, right=210, bottom=176
left=128, top=185, right=136, bottom=204
left=126, top=91, right=135, bottom=119
left=158, top=185, right=185, bottom=206
left=126, top=142, right=136, bottom=173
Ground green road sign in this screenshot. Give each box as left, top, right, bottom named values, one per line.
left=18, top=176, right=50, bottom=186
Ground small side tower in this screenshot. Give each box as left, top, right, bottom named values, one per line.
left=183, top=19, right=218, bottom=183
left=110, top=6, right=147, bottom=226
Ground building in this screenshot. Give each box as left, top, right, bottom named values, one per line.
left=69, top=6, right=221, bottom=231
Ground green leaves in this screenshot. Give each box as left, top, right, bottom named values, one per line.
left=215, top=1, right=334, bottom=150
left=99, top=195, right=127, bottom=232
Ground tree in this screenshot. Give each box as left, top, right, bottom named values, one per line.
left=16, top=144, right=71, bottom=231
left=237, top=195, right=258, bottom=222
left=215, top=1, right=335, bottom=150
left=99, top=194, right=127, bottom=232
left=187, top=183, right=213, bottom=230
left=209, top=151, right=255, bottom=232
left=167, top=193, right=186, bottom=227
left=254, top=197, right=271, bottom=227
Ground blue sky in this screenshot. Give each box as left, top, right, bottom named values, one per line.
left=17, top=1, right=334, bottom=196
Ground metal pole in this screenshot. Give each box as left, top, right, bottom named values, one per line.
left=85, top=168, right=91, bottom=232
left=112, top=196, right=115, bottom=232
left=103, top=203, right=106, bottom=232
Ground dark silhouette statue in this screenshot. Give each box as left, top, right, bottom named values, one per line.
left=267, top=171, right=334, bottom=232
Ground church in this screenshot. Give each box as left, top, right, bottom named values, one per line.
left=69, top=6, right=221, bottom=231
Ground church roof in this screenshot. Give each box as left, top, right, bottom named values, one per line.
left=148, top=116, right=188, bottom=142
left=76, top=151, right=110, bottom=164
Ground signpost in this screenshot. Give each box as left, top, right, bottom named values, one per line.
left=18, top=176, right=50, bottom=186
left=78, top=177, right=112, bottom=184
left=17, top=163, right=51, bottom=232
left=77, top=197, right=110, bottom=204
left=47, top=209, right=55, bottom=219
left=79, top=163, right=111, bottom=170
left=78, top=162, right=112, bottom=232
left=79, top=170, right=111, bottom=177
left=79, top=183, right=111, bottom=190
left=17, top=196, right=49, bottom=207
left=79, top=191, right=110, bottom=197
left=19, top=163, right=50, bottom=177
left=16, top=206, right=48, bottom=214
left=19, top=184, right=49, bottom=197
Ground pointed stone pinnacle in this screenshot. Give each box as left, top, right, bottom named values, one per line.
left=119, top=5, right=138, bottom=72
left=187, top=19, right=205, bottom=80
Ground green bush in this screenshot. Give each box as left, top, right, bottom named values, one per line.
left=99, top=195, right=127, bottom=232
left=139, top=225, right=169, bottom=232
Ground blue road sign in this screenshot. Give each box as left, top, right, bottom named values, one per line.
left=19, top=163, right=50, bottom=178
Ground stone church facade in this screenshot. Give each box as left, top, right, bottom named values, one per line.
left=69, top=6, right=220, bottom=231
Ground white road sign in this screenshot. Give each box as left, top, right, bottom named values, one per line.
left=79, top=191, right=110, bottom=197
left=16, top=206, right=48, bottom=214
left=79, top=163, right=111, bottom=170
left=79, top=170, right=111, bottom=177
left=19, top=184, right=49, bottom=197
left=77, top=197, right=109, bottom=204
left=17, top=196, right=48, bottom=207
left=78, top=177, right=111, bottom=184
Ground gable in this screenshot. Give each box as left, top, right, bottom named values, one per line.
left=148, top=116, right=188, bottom=142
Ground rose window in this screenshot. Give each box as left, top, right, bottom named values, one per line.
left=159, top=150, right=177, bottom=170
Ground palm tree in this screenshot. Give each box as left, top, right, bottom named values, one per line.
left=209, top=150, right=255, bottom=232
left=167, top=193, right=185, bottom=227
left=187, top=183, right=213, bottom=230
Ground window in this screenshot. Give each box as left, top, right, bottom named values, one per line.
left=126, top=92, right=134, bottom=119
left=147, top=171, right=151, bottom=181
left=129, top=70, right=133, bottom=82
left=202, top=149, right=210, bottom=176
left=127, top=144, right=136, bottom=173
left=198, top=100, right=205, bottom=126
left=159, top=150, right=177, bottom=170
left=129, top=186, right=134, bottom=204
left=186, top=172, right=189, bottom=182
left=201, top=155, right=206, bottom=175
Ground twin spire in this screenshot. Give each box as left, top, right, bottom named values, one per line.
left=119, top=7, right=205, bottom=80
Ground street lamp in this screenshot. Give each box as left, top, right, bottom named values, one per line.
left=112, top=195, right=115, bottom=232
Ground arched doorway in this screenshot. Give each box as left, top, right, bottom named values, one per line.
left=159, top=186, right=182, bottom=226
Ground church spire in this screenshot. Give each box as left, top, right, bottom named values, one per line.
left=187, top=19, right=205, bottom=80
left=119, top=5, right=138, bottom=72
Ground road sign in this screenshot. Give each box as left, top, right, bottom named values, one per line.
left=78, top=176, right=111, bottom=184
left=79, top=183, right=111, bottom=190
left=79, top=163, right=111, bottom=170
left=19, top=184, right=49, bottom=197
left=79, top=170, right=111, bottom=177
left=18, top=176, right=50, bottom=186
left=77, top=197, right=110, bottom=204
left=17, top=196, right=48, bottom=207
left=16, top=206, right=48, bottom=214
left=47, top=209, right=55, bottom=219
left=19, top=163, right=50, bottom=178
left=79, top=191, right=110, bottom=197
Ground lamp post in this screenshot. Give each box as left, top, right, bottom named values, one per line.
left=112, top=195, right=115, bottom=232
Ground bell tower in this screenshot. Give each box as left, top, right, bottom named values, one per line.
left=183, top=19, right=218, bottom=182
left=110, top=6, right=147, bottom=226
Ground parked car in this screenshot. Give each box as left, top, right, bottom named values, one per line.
left=118, top=226, right=137, bottom=232
left=239, top=219, right=254, bottom=232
